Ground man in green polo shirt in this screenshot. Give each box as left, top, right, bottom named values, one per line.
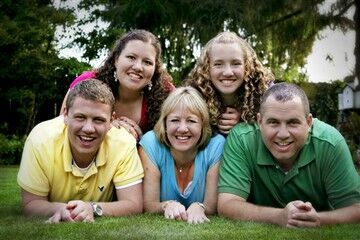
left=218, top=82, right=360, bottom=227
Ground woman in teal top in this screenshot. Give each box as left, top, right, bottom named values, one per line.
left=139, top=87, right=225, bottom=224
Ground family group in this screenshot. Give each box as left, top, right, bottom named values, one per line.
left=17, top=29, right=359, bottom=227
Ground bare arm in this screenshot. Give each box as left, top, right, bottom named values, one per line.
left=202, top=162, right=220, bottom=215
left=59, top=89, right=70, bottom=115
left=139, top=147, right=187, bottom=220
left=318, top=203, right=360, bottom=225
left=218, top=192, right=285, bottom=226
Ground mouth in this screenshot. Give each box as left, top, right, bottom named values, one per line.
left=175, top=135, right=191, bottom=142
left=274, top=141, right=292, bottom=151
left=219, top=79, right=237, bottom=84
left=128, top=72, right=142, bottom=81
left=78, top=135, right=96, bottom=145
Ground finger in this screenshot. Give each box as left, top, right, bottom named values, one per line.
left=180, top=211, right=188, bottom=221
left=288, top=219, right=319, bottom=228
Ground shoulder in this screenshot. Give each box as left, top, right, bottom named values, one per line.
left=27, top=116, right=66, bottom=146
left=69, top=70, right=96, bottom=89
left=106, top=127, right=137, bottom=150
left=310, top=118, right=345, bottom=146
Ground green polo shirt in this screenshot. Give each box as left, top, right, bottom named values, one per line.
left=218, top=118, right=360, bottom=210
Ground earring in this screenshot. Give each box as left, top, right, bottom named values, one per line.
left=113, top=71, right=118, bottom=82
left=148, top=82, right=152, bottom=91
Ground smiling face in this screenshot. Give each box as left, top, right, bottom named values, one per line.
left=114, top=40, right=156, bottom=92
left=64, top=96, right=112, bottom=165
left=166, top=104, right=203, bottom=155
left=209, top=42, right=245, bottom=98
left=257, top=96, right=312, bottom=171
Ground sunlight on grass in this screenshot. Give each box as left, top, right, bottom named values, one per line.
left=0, top=166, right=359, bottom=240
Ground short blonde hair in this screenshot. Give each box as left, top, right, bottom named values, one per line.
left=154, top=86, right=212, bottom=149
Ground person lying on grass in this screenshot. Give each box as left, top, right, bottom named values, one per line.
left=17, top=79, right=144, bottom=223
left=218, top=82, right=360, bottom=227
left=138, top=87, right=225, bottom=224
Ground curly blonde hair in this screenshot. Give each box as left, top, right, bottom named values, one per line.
left=186, top=31, right=274, bottom=128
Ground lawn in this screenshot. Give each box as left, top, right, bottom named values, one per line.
left=0, top=166, right=359, bottom=240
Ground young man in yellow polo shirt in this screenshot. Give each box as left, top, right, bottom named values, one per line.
left=17, top=79, right=144, bottom=223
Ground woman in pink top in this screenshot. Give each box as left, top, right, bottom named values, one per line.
left=61, top=30, right=175, bottom=141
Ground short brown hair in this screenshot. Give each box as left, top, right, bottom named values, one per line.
left=66, top=78, right=115, bottom=113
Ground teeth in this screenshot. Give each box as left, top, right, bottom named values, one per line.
left=80, top=136, right=94, bottom=141
left=221, top=80, right=235, bottom=84
left=277, top=142, right=289, bottom=146
left=176, top=136, right=190, bottom=140
left=129, top=73, right=141, bottom=79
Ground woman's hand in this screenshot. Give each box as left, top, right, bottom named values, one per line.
left=186, top=202, right=209, bottom=224
left=218, top=107, right=241, bottom=135
left=162, top=200, right=187, bottom=221
left=112, top=116, right=143, bottom=141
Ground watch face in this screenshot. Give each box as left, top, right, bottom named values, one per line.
left=92, top=203, right=103, bottom=216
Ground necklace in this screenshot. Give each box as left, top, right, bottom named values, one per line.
left=176, top=162, right=194, bottom=173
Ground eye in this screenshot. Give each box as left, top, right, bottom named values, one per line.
left=126, top=55, right=136, bottom=60
left=233, top=61, right=242, bottom=66
left=94, top=118, right=106, bottom=124
left=213, top=62, right=222, bottom=67
left=75, top=115, right=85, bottom=120
left=144, top=60, right=154, bottom=66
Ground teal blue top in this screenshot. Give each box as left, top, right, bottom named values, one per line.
left=218, top=118, right=360, bottom=210
left=140, top=131, right=225, bottom=208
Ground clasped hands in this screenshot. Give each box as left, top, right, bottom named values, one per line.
left=163, top=201, right=209, bottom=224
left=46, top=200, right=94, bottom=224
left=282, top=200, right=320, bottom=228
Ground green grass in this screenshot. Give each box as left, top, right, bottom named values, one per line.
left=1, top=167, right=359, bottom=240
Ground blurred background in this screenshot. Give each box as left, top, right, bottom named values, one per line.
left=0, top=0, right=359, bottom=165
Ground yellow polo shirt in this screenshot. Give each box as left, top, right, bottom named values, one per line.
left=17, top=116, right=144, bottom=202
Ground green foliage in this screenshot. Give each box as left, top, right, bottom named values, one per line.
left=0, top=1, right=91, bottom=136
left=68, top=0, right=357, bottom=83
left=0, top=134, right=25, bottom=165
left=1, top=167, right=360, bottom=240
left=300, top=80, right=345, bottom=126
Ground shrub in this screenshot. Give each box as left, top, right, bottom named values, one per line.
left=0, top=134, right=26, bottom=165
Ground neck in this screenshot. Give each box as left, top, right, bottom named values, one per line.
left=171, top=148, right=197, bottom=168
left=221, top=93, right=236, bottom=106
left=72, top=152, right=97, bottom=168
left=118, top=86, right=143, bottom=102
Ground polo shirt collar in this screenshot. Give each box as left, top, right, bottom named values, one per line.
left=62, top=129, right=109, bottom=172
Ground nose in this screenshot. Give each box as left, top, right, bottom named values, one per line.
left=277, top=124, right=290, bottom=139
left=223, top=64, right=234, bottom=76
left=177, top=121, right=189, bottom=132
left=82, top=120, right=96, bottom=133
left=132, top=59, right=143, bottom=71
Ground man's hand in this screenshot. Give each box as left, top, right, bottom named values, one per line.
left=67, top=200, right=95, bottom=222
left=282, top=200, right=320, bottom=228
left=46, top=205, right=74, bottom=224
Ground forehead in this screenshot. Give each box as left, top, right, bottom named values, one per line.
left=168, top=103, right=200, bottom=118
left=122, top=40, right=156, bottom=58
left=209, top=42, right=244, bottom=61
left=261, top=96, right=306, bottom=119
left=69, top=97, right=112, bottom=116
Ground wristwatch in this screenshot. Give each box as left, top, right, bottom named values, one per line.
left=90, top=202, right=103, bottom=217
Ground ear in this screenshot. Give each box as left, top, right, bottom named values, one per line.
left=306, top=113, right=313, bottom=127
left=63, top=108, right=69, bottom=125
left=256, top=112, right=262, bottom=125
left=111, top=111, right=116, bottom=122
